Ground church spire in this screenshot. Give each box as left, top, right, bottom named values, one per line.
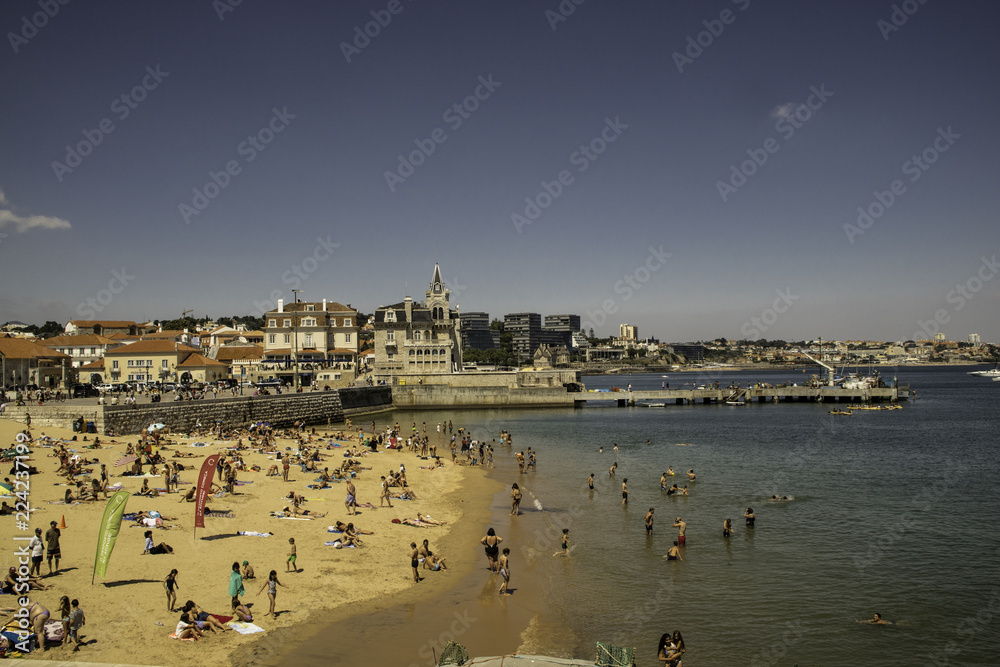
left=431, top=263, right=443, bottom=288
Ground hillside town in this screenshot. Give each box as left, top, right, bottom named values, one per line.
left=0, top=264, right=996, bottom=394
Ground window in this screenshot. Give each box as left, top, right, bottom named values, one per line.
left=112, top=360, right=119, bottom=370
left=90, top=348, right=96, bottom=355
left=305, top=333, right=313, bottom=347
left=268, top=334, right=276, bottom=344
left=304, top=318, right=315, bottom=326
left=284, top=334, right=290, bottom=344
left=387, top=331, right=394, bottom=341
left=162, top=359, right=169, bottom=369
left=283, top=319, right=291, bottom=327
left=409, top=350, right=415, bottom=356
left=414, top=331, right=422, bottom=341
left=269, top=319, right=276, bottom=327
left=385, top=311, right=396, bottom=323
left=345, top=333, right=351, bottom=343
left=345, top=318, right=351, bottom=326
left=306, top=304, right=314, bottom=311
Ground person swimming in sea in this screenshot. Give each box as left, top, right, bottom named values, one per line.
left=857, top=613, right=893, bottom=625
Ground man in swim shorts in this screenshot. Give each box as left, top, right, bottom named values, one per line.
left=645, top=508, right=654, bottom=535
left=666, top=541, right=682, bottom=561
left=673, top=517, right=686, bottom=546
left=286, top=538, right=297, bottom=572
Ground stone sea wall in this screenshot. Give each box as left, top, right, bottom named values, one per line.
left=1, top=387, right=393, bottom=435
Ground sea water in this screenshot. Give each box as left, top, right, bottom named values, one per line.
left=306, top=367, right=1000, bottom=666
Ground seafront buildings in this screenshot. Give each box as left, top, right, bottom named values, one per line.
left=372, top=264, right=463, bottom=382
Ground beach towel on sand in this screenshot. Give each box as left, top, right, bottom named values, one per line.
left=237, top=531, right=273, bottom=537
left=325, top=540, right=356, bottom=548
left=227, top=621, right=265, bottom=635
left=169, top=632, right=196, bottom=641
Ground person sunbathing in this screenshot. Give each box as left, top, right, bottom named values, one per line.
left=415, top=513, right=444, bottom=525
left=4, top=566, right=48, bottom=591
left=390, top=489, right=419, bottom=500
left=334, top=521, right=374, bottom=534
left=185, top=602, right=229, bottom=633
left=283, top=505, right=326, bottom=518
left=172, top=451, right=198, bottom=458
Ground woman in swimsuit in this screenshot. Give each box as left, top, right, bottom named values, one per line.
left=257, top=570, right=285, bottom=618
left=165, top=569, right=179, bottom=611
left=233, top=603, right=253, bottom=623
left=28, top=601, right=50, bottom=643
left=510, top=483, right=521, bottom=516
left=481, top=528, right=502, bottom=573
left=58, top=596, right=71, bottom=645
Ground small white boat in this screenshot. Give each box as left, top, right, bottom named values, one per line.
left=994, top=376, right=1000, bottom=382
left=968, top=367, right=1000, bottom=377
left=725, top=400, right=745, bottom=406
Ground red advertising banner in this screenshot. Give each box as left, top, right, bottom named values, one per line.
left=194, top=454, right=221, bottom=529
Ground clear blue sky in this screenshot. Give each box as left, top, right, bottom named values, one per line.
left=1, top=0, right=997, bottom=342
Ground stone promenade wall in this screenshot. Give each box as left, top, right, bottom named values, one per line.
left=391, top=385, right=575, bottom=408
left=1, top=387, right=393, bottom=435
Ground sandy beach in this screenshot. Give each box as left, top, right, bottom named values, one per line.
left=0, top=415, right=497, bottom=666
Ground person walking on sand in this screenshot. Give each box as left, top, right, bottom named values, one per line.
left=498, top=548, right=511, bottom=595
left=257, top=570, right=285, bottom=618
left=346, top=479, right=358, bottom=515
left=229, top=561, right=245, bottom=610
left=45, top=520, right=61, bottom=575
left=67, top=599, right=85, bottom=651
left=645, top=508, right=655, bottom=535
left=286, top=538, right=298, bottom=572
left=379, top=476, right=393, bottom=508
left=165, top=569, right=179, bottom=611
left=673, top=517, right=687, bottom=546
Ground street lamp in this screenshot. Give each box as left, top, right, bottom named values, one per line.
left=291, top=289, right=301, bottom=391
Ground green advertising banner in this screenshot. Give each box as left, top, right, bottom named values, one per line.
left=93, top=490, right=131, bottom=583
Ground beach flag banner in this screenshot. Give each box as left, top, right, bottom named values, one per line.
left=194, top=454, right=221, bottom=531
left=92, top=490, right=130, bottom=583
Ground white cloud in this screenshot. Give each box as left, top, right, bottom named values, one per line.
left=0, top=188, right=71, bottom=233
left=770, top=102, right=802, bottom=120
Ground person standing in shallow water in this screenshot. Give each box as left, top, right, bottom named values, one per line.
left=744, top=507, right=755, bottom=528
left=645, top=508, right=655, bottom=535
left=510, top=483, right=521, bottom=516
left=481, top=528, right=502, bottom=573
left=622, top=478, right=629, bottom=506
left=588, top=473, right=594, bottom=490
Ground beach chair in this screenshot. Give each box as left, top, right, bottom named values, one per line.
left=595, top=640, right=635, bottom=667
left=436, top=640, right=469, bottom=665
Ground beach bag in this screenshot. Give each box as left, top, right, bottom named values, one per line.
left=43, top=620, right=64, bottom=643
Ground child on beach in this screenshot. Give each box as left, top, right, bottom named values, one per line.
left=165, top=569, right=179, bottom=611
left=498, top=548, right=511, bottom=595
left=67, top=599, right=85, bottom=651
left=257, top=570, right=285, bottom=618
left=554, top=528, right=570, bottom=556
left=287, top=538, right=297, bottom=572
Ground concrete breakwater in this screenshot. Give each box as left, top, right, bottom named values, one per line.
left=1, top=386, right=392, bottom=435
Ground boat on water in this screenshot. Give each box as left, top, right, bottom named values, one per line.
left=968, top=368, right=1000, bottom=378
left=829, top=409, right=853, bottom=415
left=725, top=400, right=744, bottom=406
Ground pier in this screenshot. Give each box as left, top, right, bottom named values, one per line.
left=573, top=384, right=910, bottom=406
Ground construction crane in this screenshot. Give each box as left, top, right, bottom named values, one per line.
left=800, top=351, right=835, bottom=386
left=181, top=309, right=193, bottom=319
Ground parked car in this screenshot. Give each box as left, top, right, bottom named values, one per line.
left=71, top=383, right=100, bottom=398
